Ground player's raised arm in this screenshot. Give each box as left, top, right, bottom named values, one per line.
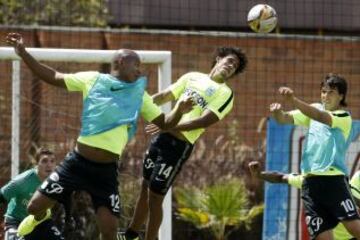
left=279, top=86, right=332, bottom=126
left=171, top=109, right=219, bottom=131
left=145, top=107, right=219, bottom=135
left=152, top=89, right=176, bottom=105
left=248, top=161, right=288, bottom=183
left=151, top=97, right=195, bottom=130
left=5, top=33, right=66, bottom=88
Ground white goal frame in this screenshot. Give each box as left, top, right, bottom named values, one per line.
left=0, top=47, right=172, bottom=240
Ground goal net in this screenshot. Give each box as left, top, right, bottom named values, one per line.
left=0, top=47, right=172, bottom=240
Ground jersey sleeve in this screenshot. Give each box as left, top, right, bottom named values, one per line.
left=0, top=180, right=19, bottom=202
left=350, top=171, right=360, bottom=200
left=168, top=73, right=189, bottom=100
left=206, top=87, right=234, bottom=120
left=63, top=71, right=99, bottom=92
left=141, top=91, right=163, bottom=122
left=330, top=111, right=352, bottom=140
left=287, top=173, right=304, bottom=189
left=289, top=110, right=310, bottom=127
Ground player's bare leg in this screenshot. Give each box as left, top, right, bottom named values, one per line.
left=96, top=206, right=118, bottom=240
left=145, top=190, right=165, bottom=240
left=128, top=180, right=150, bottom=232
left=315, top=230, right=334, bottom=240
left=342, top=219, right=360, bottom=239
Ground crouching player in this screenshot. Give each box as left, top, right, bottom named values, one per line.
left=0, top=148, right=64, bottom=240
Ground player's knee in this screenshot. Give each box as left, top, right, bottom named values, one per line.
left=100, top=233, right=117, bottom=240
left=100, top=223, right=118, bottom=240
left=149, top=180, right=169, bottom=196
left=344, top=220, right=360, bottom=237
left=27, top=193, right=49, bottom=215
left=27, top=199, right=41, bottom=215
left=97, top=207, right=119, bottom=239
left=148, top=190, right=165, bottom=209
left=141, top=179, right=149, bottom=189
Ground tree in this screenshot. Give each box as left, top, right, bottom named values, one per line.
left=0, top=0, right=109, bottom=27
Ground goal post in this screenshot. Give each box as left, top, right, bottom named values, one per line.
left=0, top=47, right=172, bottom=240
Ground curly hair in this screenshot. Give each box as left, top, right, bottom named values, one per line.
left=321, top=73, right=348, bottom=107
left=211, top=46, right=248, bottom=75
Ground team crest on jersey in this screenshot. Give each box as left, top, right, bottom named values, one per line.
left=205, top=87, right=216, bottom=96
left=49, top=172, right=59, bottom=182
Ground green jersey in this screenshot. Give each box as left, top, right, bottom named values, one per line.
left=0, top=168, right=41, bottom=222
left=169, top=72, right=234, bottom=143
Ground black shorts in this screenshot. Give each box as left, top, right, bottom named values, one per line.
left=4, top=220, right=63, bottom=240
left=143, top=133, right=193, bottom=195
left=301, top=175, right=359, bottom=239
left=38, top=151, right=120, bottom=217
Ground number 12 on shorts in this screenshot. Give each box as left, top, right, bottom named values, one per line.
left=109, top=194, right=120, bottom=213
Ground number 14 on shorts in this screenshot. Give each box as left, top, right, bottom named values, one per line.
left=158, top=164, right=173, bottom=179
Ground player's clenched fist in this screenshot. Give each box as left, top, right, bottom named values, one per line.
left=5, top=33, right=26, bottom=56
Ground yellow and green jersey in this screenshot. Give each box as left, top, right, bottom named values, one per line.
left=64, top=71, right=162, bottom=155
left=0, top=168, right=41, bottom=222
left=289, top=103, right=352, bottom=176
left=169, top=72, right=234, bottom=143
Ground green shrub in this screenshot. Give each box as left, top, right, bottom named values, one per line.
left=0, top=0, right=109, bottom=27
left=175, top=178, right=264, bottom=240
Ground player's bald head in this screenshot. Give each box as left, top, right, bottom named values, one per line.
left=111, top=49, right=142, bottom=82
left=112, top=49, right=140, bottom=64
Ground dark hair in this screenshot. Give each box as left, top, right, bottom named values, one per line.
left=211, top=47, right=248, bottom=75
left=320, top=73, right=348, bottom=107
left=34, top=147, right=54, bottom=163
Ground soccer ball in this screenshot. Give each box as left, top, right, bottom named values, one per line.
left=247, top=4, right=278, bottom=33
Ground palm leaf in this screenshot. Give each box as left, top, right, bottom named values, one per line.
left=204, top=179, right=248, bottom=222
left=174, top=178, right=261, bottom=240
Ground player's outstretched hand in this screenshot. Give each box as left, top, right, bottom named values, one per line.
left=177, top=97, right=195, bottom=114
left=248, top=161, right=261, bottom=178
left=145, top=123, right=161, bottom=135
left=269, top=102, right=282, bottom=113
left=5, top=33, right=26, bottom=56
left=278, top=87, right=295, bottom=103
left=249, top=161, right=286, bottom=183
